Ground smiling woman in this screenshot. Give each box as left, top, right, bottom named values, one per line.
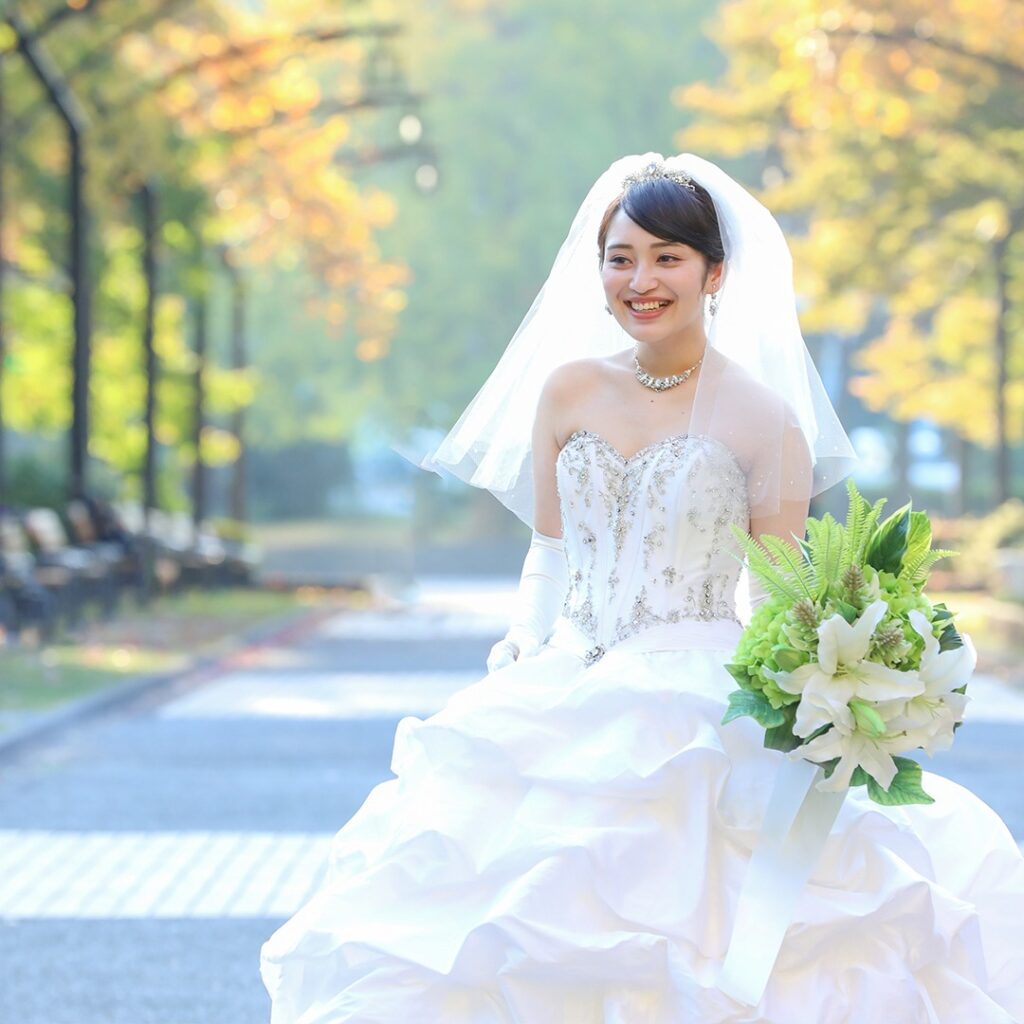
left=261, top=155, right=1024, bottom=1024
left=600, top=212, right=720, bottom=378
left=602, top=170, right=725, bottom=377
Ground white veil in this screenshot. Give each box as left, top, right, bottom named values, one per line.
left=417, top=152, right=858, bottom=528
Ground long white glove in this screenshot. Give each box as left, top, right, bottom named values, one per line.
left=749, top=572, right=770, bottom=612
left=487, top=530, right=570, bottom=673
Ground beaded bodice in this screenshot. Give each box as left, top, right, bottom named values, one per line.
left=555, top=429, right=750, bottom=656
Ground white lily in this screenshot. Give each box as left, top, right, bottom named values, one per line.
left=796, top=715, right=910, bottom=792
left=875, top=610, right=975, bottom=755
left=766, top=599, right=923, bottom=738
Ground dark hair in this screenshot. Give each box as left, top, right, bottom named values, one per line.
left=597, top=176, right=725, bottom=275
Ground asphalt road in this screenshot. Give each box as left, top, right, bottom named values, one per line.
left=0, top=579, right=1021, bottom=1024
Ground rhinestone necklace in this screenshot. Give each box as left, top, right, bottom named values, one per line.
left=633, top=346, right=704, bottom=392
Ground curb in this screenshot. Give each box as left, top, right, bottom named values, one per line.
left=0, top=602, right=342, bottom=761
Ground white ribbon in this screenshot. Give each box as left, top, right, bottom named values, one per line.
left=718, top=756, right=846, bottom=1007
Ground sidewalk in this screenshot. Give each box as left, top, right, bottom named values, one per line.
left=0, top=587, right=361, bottom=758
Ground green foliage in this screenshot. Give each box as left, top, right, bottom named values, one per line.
left=802, top=514, right=845, bottom=597
left=730, top=525, right=818, bottom=603
left=843, top=480, right=889, bottom=570
left=722, top=689, right=787, bottom=728
left=737, top=481, right=960, bottom=611
left=823, top=758, right=934, bottom=805
left=899, top=510, right=958, bottom=587
left=955, top=499, right=1024, bottom=589
left=4, top=1, right=406, bottom=505
left=866, top=757, right=936, bottom=807
left=864, top=502, right=912, bottom=575
left=763, top=707, right=801, bottom=752
left=677, top=0, right=1024, bottom=501
left=382, top=0, right=721, bottom=434
left=7, top=454, right=66, bottom=509
left=724, top=478, right=971, bottom=804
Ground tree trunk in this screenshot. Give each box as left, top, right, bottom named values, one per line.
left=141, top=184, right=157, bottom=515
left=224, top=254, right=247, bottom=524
left=192, top=285, right=207, bottom=529
left=9, top=11, right=91, bottom=499
left=956, top=433, right=971, bottom=516
left=893, top=419, right=911, bottom=508
left=69, top=126, right=90, bottom=499
left=0, top=54, right=6, bottom=503
left=993, top=235, right=1010, bottom=505
left=992, top=211, right=1023, bottom=505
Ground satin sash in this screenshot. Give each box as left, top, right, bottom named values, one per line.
left=718, top=756, right=845, bottom=1006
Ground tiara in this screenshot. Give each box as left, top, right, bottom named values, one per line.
left=622, top=160, right=696, bottom=192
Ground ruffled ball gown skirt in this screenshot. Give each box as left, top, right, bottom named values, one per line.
left=260, top=630, right=1024, bottom=1023
left=262, top=428, right=1024, bottom=1022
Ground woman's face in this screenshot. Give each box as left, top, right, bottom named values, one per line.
left=600, top=209, right=719, bottom=346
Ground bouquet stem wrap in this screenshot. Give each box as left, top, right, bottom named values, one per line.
left=718, top=757, right=845, bottom=1006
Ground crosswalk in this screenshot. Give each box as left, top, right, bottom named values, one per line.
left=0, top=831, right=332, bottom=919
left=158, top=670, right=480, bottom=720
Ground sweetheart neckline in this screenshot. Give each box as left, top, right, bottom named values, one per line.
left=557, top=429, right=748, bottom=487
left=562, top=429, right=690, bottom=464
left=559, top=428, right=738, bottom=464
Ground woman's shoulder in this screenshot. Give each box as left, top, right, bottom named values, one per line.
left=542, top=355, right=620, bottom=397
left=712, top=349, right=796, bottom=422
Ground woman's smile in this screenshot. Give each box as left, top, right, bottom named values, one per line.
left=624, top=298, right=673, bottom=320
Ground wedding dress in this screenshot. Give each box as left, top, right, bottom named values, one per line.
left=261, top=427, right=1024, bottom=1023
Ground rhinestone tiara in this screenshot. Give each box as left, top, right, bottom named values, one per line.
left=622, top=160, right=696, bottom=192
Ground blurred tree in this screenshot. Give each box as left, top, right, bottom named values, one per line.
left=373, top=0, right=722, bottom=437
left=1, top=0, right=410, bottom=505
left=676, top=0, right=1024, bottom=506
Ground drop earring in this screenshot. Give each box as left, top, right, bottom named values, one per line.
left=605, top=304, right=613, bottom=315
left=709, top=291, right=720, bottom=317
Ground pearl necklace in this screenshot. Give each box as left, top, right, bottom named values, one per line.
left=633, top=346, right=704, bottom=392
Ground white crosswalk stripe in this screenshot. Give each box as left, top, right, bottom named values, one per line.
left=0, top=831, right=332, bottom=919
left=159, top=670, right=481, bottom=720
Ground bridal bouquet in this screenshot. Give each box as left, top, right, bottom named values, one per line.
left=723, top=480, right=975, bottom=806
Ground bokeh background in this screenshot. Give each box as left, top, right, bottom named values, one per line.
left=4, top=1, right=1023, bottom=590
left=1, top=4, right=1023, bottom=1021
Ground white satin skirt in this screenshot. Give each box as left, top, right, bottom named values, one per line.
left=260, top=620, right=1024, bottom=1023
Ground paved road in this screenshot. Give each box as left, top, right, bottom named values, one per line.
left=0, top=579, right=1021, bottom=1024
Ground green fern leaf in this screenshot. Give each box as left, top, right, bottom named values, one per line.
left=805, top=515, right=846, bottom=597
left=853, top=497, right=888, bottom=565
left=759, top=535, right=819, bottom=601
left=729, top=525, right=809, bottom=602
left=903, top=548, right=958, bottom=586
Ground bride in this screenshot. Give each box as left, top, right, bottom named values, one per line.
left=261, top=154, right=1024, bottom=1022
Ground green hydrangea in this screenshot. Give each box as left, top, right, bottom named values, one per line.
left=730, top=596, right=803, bottom=708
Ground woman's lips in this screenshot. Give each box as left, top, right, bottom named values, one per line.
left=624, top=299, right=672, bottom=320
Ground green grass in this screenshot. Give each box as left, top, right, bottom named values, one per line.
left=0, top=586, right=324, bottom=714
left=0, top=646, right=185, bottom=712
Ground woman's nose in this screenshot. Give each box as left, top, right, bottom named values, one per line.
left=630, top=264, right=658, bottom=292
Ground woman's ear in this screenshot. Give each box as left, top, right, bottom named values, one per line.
left=709, top=261, right=725, bottom=293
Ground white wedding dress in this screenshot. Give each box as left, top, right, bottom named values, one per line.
left=261, top=428, right=1024, bottom=1023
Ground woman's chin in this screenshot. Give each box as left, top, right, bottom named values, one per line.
left=621, top=321, right=677, bottom=345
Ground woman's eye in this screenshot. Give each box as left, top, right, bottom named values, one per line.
left=607, top=255, right=629, bottom=265
left=658, top=254, right=681, bottom=262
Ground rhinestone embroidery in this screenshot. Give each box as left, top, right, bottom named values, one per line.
left=556, top=430, right=749, bottom=653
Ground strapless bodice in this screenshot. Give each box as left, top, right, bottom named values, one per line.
left=555, top=429, right=750, bottom=658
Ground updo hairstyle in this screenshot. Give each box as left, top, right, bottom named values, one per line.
left=597, top=176, right=725, bottom=281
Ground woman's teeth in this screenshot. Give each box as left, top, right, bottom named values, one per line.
left=629, top=301, right=669, bottom=311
